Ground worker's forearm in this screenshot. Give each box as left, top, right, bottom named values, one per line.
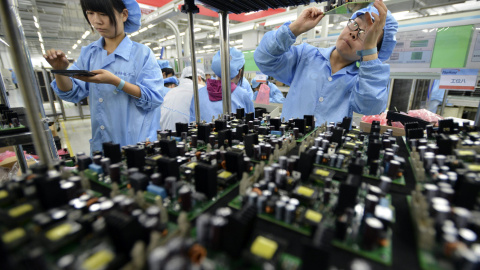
left=110, top=76, right=141, bottom=98
left=55, top=74, right=73, bottom=92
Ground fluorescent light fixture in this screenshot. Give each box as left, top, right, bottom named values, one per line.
left=229, top=41, right=234, bottom=45
left=230, top=24, right=254, bottom=34
left=213, top=22, right=219, bottom=26
left=82, top=30, right=91, bottom=39
left=194, top=28, right=201, bottom=32
left=0, top=38, right=9, bottom=47
left=235, top=40, right=242, bottom=44
left=153, top=47, right=160, bottom=50
left=131, top=31, right=139, bottom=36
left=245, top=11, right=258, bottom=16
left=265, top=13, right=297, bottom=26
left=197, top=50, right=206, bottom=53
left=42, top=49, right=46, bottom=54
left=167, top=35, right=175, bottom=40
left=40, top=43, right=44, bottom=50
left=72, top=44, right=77, bottom=49
left=159, top=38, right=166, bottom=42
left=155, top=53, right=160, bottom=57
left=34, top=22, right=40, bottom=28
left=68, top=51, right=71, bottom=54
left=206, top=49, right=214, bottom=53
left=33, top=16, right=37, bottom=22
left=77, top=40, right=81, bottom=44
left=208, top=34, right=214, bottom=38
left=203, top=45, right=212, bottom=49
left=148, top=24, right=155, bottom=28
left=145, top=42, right=151, bottom=46
left=37, top=32, right=43, bottom=42
left=139, top=27, right=148, bottom=33
left=234, top=45, right=243, bottom=49
left=166, top=46, right=171, bottom=49
left=180, top=32, right=185, bottom=36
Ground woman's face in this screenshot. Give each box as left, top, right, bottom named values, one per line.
left=86, top=8, right=127, bottom=38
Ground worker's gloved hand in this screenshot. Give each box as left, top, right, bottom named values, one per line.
left=363, top=0, right=387, bottom=51
left=43, top=49, right=69, bottom=70
left=289, top=7, right=324, bottom=37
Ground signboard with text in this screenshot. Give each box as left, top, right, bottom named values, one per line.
left=439, top=69, right=479, bottom=91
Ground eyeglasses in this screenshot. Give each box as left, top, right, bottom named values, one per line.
left=347, top=19, right=366, bottom=41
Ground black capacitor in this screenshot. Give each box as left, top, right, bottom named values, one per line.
left=335, top=214, right=348, bottom=240
left=433, top=203, right=451, bottom=225
left=369, top=160, right=380, bottom=175
left=33, top=212, right=54, bottom=229
left=107, top=164, right=120, bottom=183
left=210, top=216, right=228, bottom=250
left=125, top=147, right=146, bottom=170
left=175, top=122, right=189, bottom=137
left=453, top=207, right=471, bottom=229
left=285, top=204, right=296, bottom=224
left=22, top=247, right=48, bottom=270
left=194, top=163, right=217, bottom=199
left=336, top=183, right=359, bottom=214
left=247, top=191, right=258, bottom=206
left=331, top=127, right=344, bottom=147
left=454, top=173, right=480, bottom=210
left=196, top=213, right=211, bottom=246
left=275, top=169, right=287, bottom=189
left=367, top=139, right=382, bottom=164
left=93, top=155, right=102, bottom=165
left=257, top=195, right=267, bottom=214
left=102, top=142, right=122, bottom=164
left=225, top=151, right=244, bottom=179
left=323, top=188, right=331, bottom=205
left=364, top=194, right=379, bottom=214
left=379, top=176, right=391, bottom=193
left=245, top=112, right=254, bottom=122
left=157, top=157, right=180, bottom=182
left=191, top=134, right=198, bottom=148
left=60, top=182, right=76, bottom=202
left=197, top=124, right=211, bottom=142
left=127, top=167, right=139, bottom=176
left=179, top=185, right=192, bottom=211
left=270, top=117, right=282, bottom=130
left=68, top=176, right=82, bottom=191
left=362, top=217, right=384, bottom=250
left=77, top=155, right=92, bottom=171
left=387, top=160, right=401, bottom=179
left=159, top=139, right=177, bottom=158
left=146, top=206, right=161, bottom=218
left=129, top=172, right=149, bottom=192
left=151, top=173, right=162, bottom=186
left=164, top=177, right=177, bottom=197
left=100, top=158, right=111, bottom=175
left=35, top=171, right=65, bottom=209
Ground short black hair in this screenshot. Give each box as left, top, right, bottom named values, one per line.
left=237, top=66, right=245, bottom=86
left=80, top=0, right=126, bottom=36
left=164, top=83, right=176, bottom=88
left=162, top=68, right=175, bottom=77
left=185, top=76, right=206, bottom=83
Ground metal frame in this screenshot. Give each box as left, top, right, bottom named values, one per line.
left=0, top=0, right=58, bottom=167
left=219, top=11, right=232, bottom=115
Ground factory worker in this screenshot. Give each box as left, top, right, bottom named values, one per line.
left=254, top=0, right=398, bottom=125
left=190, top=47, right=254, bottom=122
left=427, top=80, right=445, bottom=114
left=45, top=0, right=163, bottom=154
left=160, top=76, right=179, bottom=97
left=9, top=69, right=18, bottom=89
left=160, top=66, right=206, bottom=131
left=241, top=77, right=254, bottom=100
left=158, top=60, right=175, bottom=79
left=251, top=78, right=285, bottom=104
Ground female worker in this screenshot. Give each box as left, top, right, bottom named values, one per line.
left=251, top=77, right=285, bottom=104
left=45, top=0, right=163, bottom=154
left=254, top=0, right=398, bottom=125
left=190, top=47, right=254, bottom=122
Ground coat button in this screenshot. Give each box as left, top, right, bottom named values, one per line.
left=100, top=125, right=105, bottom=130
left=319, top=97, right=324, bottom=102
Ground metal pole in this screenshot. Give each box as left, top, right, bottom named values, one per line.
left=219, top=11, right=232, bottom=115
left=475, top=101, right=480, bottom=127
left=0, top=70, right=10, bottom=107
left=78, top=102, right=84, bottom=119
left=0, top=0, right=54, bottom=166
left=14, top=145, right=27, bottom=174
left=42, top=69, right=57, bottom=117
left=440, top=90, right=449, bottom=116
left=407, top=79, right=417, bottom=111
left=187, top=12, right=201, bottom=123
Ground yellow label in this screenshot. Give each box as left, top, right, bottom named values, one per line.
left=345, top=142, right=356, bottom=147
left=151, top=155, right=163, bottom=160
left=458, top=150, right=475, bottom=156
left=8, top=203, right=33, bottom=218
left=46, top=223, right=72, bottom=242
left=234, top=145, right=245, bottom=150
left=305, top=209, right=323, bottom=223
left=218, top=171, right=232, bottom=179
left=82, top=250, right=115, bottom=270
left=347, top=134, right=356, bottom=138
left=250, top=236, right=278, bottom=260
left=2, top=228, right=25, bottom=244
left=468, top=165, right=480, bottom=172
left=186, top=162, right=197, bottom=169
left=315, top=169, right=330, bottom=177
left=297, top=186, right=314, bottom=197
left=339, top=149, right=351, bottom=156
left=0, top=190, right=8, bottom=200
left=212, top=132, right=218, bottom=135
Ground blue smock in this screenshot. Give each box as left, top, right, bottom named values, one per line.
left=52, top=36, right=163, bottom=153
left=241, top=77, right=254, bottom=100
left=11, top=71, right=17, bottom=84
left=189, top=83, right=254, bottom=123
left=254, top=22, right=390, bottom=125
left=253, top=81, right=285, bottom=104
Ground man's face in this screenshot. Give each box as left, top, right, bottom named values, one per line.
left=335, top=17, right=367, bottom=62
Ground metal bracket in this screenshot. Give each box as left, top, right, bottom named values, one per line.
left=181, top=0, right=200, bottom=14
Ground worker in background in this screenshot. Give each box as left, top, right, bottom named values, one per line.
left=160, top=76, right=179, bottom=97
left=190, top=47, right=254, bottom=122
left=251, top=77, right=285, bottom=104
left=254, top=0, right=398, bottom=125
left=45, top=0, right=163, bottom=154
left=158, top=60, right=174, bottom=79
left=9, top=69, right=17, bottom=89
left=242, top=77, right=254, bottom=100
left=427, top=79, right=445, bottom=114
left=161, top=66, right=206, bottom=131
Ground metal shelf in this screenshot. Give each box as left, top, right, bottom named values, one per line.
left=198, top=0, right=325, bottom=13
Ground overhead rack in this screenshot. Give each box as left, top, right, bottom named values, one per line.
left=198, top=0, right=327, bottom=14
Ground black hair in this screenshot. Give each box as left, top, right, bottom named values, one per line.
left=237, top=65, right=245, bottom=86
left=80, top=0, right=126, bottom=37
left=164, top=83, right=177, bottom=88
left=162, top=68, right=175, bottom=77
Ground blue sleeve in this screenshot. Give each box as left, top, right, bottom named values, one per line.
left=244, top=93, right=254, bottom=113
left=254, top=22, right=307, bottom=86
left=242, top=77, right=254, bottom=100
left=268, top=82, right=285, bottom=103
left=51, top=47, right=90, bottom=103
left=350, top=59, right=390, bottom=115
left=133, top=50, right=164, bottom=111
left=189, top=96, right=196, bottom=122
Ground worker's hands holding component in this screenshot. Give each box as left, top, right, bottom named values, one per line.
left=289, top=7, right=324, bottom=37
left=73, top=69, right=119, bottom=86
left=363, top=0, right=387, bottom=50
left=44, top=49, right=70, bottom=70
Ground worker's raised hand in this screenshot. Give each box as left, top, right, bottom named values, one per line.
left=73, top=69, right=118, bottom=85
left=43, top=49, right=69, bottom=70
left=289, top=7, right=324, bottom=37
left=363, top=0, right=387, bottom=50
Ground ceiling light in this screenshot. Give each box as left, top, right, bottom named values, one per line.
left=208, top=34, right=214, bottom=38
left=77, top=40, right=81, bottom=44
left=235, top=40, right=242, bottom=44
left=139, top=27, right=148, bottom=33
left=155, top=53, right=160, bottom=57
left=159, top=38, right=166, bottom=42
left=0, top=38, right=10, bottom=47
left=40, top=43, right=44, bottom=50
left=34, top=22, right=40, bottom=28
left=68, top=51, right=71, bottom=54
left=180, top=32, right=185, bottom=36
left=42, top=49, right=46, bottom=55
left=128, top=35, right=132, bottom=38
left=82, top=31, right=91, bottom=39
left=203, top=45, right=212, bottom=49
left=194, top=28, right=201, bottom=32
left=33, top=16, right=37, bottom=22
left=131, top=32, right=139, bottom=36
left=72, top=44, right=77, bottom=49
left=166, top=46, right=171, bottom=49
left=234, top=45, right=243, bottom=49
left=245, top=11, right=258, bottom=16
left=230, top=24, right=254, bottom=34
left=148, top=24, right=155, bottom=28
left=213, top=22, right=219, bottom=26
left=153, top=47, right=160, bottom=50
left=145, top=42, right=151, bottom=46
left=206, top=49, right=214, bottom=52
left=167, top=35, right=175, bottom=40
left=197, top=50, right=206, bottom=53
left=229, top=41, right=235, bottom=45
